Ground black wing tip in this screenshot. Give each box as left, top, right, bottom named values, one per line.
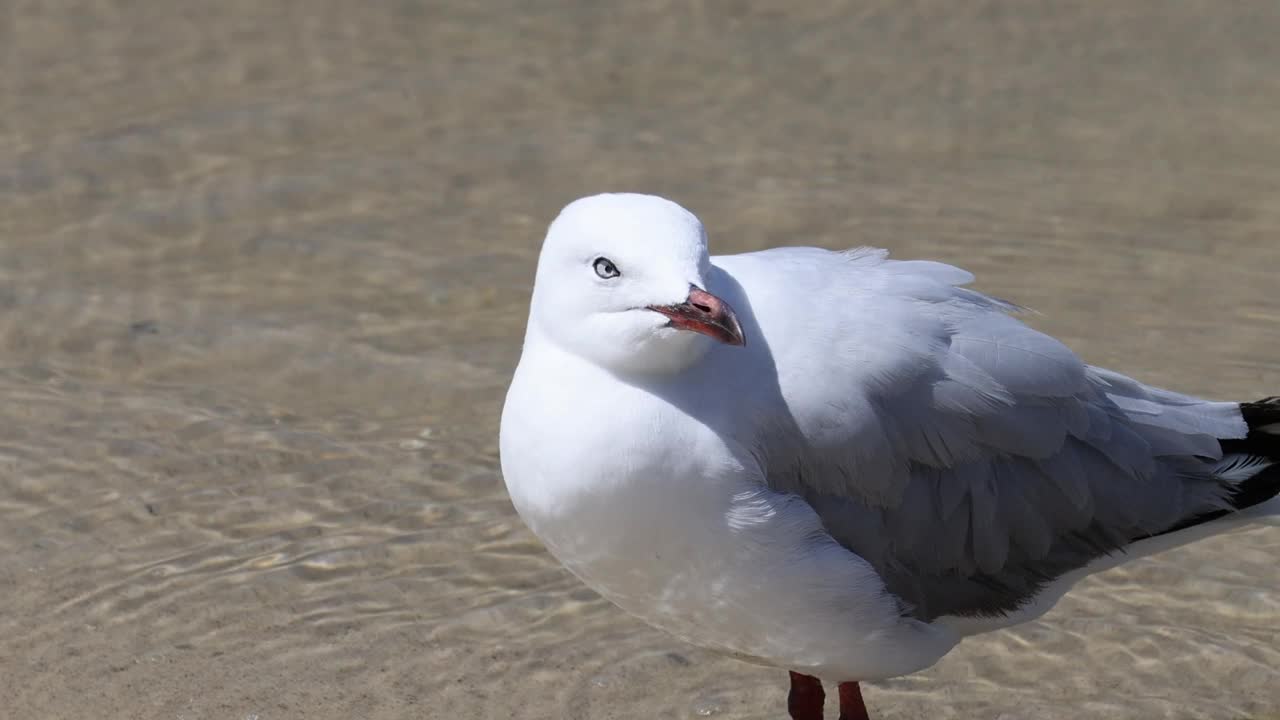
left=1220, top=396, right=1280, bottom=459
left=1173, top=396, right=1280, bottom=536
left=1220, top=393, right=1280, bottom=511
left=1240, top=396, right=1280, bottom=428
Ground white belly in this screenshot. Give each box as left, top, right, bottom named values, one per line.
left=505, top=446, right=958, bottom=681
left=499, top=344, right=957, bottom=681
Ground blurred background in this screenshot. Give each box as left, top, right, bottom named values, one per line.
left=2, top=2, right=1279, bottom=718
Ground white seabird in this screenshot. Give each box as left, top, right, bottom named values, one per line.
left=500, top=193, right=1280, bottom=720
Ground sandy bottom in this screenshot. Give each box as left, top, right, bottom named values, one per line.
left=2, top=1, right=1279, bottom=718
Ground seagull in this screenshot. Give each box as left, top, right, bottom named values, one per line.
left=499, top=193, right=1280, bottom=720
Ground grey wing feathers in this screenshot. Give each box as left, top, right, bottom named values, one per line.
left=776, top=255, right=1253, bottom=620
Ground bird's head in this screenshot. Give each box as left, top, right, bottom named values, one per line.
left=529, top=193, right=745, bottom=375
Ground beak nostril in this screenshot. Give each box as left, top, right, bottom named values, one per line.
left=647, top=288, right=745, bottom=346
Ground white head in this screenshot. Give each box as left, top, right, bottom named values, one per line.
left=528, top=193, right=745, bottom=376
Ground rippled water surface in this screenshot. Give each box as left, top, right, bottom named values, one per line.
left=3, top=2, right=1280, bottom=718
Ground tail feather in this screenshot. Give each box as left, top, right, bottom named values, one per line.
left=1218, top=462, right=1280, bottom=512
left=1213, top=453, right=1273, bottom=483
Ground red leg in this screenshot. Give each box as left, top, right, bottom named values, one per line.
left=837, top=681, right=870, bottom=720
left=787, top=671, right=825, bottom=720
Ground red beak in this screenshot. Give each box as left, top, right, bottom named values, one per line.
left=648, top=286, right=746, bottom=347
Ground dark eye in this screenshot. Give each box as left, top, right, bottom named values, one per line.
left=593, top=257, right=620, bottom=279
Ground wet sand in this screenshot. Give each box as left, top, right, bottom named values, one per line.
left=2, top=2, right=1279, bottom=718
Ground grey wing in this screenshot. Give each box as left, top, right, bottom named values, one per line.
left=766, top=257, right=1250, bottom=621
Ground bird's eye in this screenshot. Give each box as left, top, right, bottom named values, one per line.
left=593, top=257, right=620, bottom=279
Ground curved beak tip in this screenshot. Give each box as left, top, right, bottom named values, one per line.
left=648, top=287, right=746, bottom=347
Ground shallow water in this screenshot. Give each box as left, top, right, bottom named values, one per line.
left=2, top=2, right=1279, bottom=718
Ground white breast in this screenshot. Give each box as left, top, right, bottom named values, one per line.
left=499, top=340, right=959, bottom=681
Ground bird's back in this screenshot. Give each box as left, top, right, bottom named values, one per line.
left=709, top=245, right=1277, bottom=623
